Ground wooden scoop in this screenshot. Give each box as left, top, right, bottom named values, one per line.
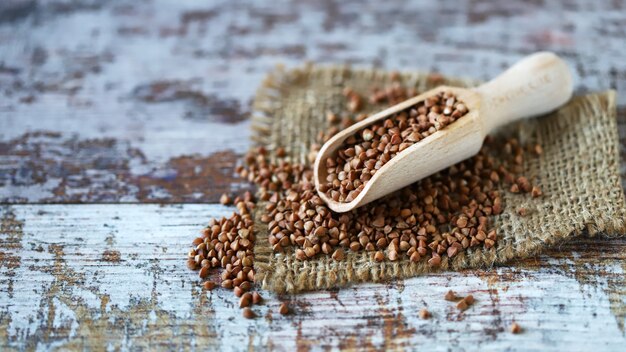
left=314, top=52, right=573, bottom=213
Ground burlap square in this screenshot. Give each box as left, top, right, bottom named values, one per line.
left=251, top=65, right=626, bottom=293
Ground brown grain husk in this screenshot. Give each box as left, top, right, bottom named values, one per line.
left=250, top=64, right=626, bottom=293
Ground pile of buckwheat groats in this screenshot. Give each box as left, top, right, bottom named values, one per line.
left=186, top=80, right=541, bottom=325
left=321, top=91, right=469, bottom=203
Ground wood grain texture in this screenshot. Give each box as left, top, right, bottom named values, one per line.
left=0, top=204, right=625, bottom=351
left=0, top=0, right=625, bottom=350
left=1, top=0, right=626, bottom=202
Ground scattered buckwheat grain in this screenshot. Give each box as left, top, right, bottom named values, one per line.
left=510, top=322, right=522, bottom=334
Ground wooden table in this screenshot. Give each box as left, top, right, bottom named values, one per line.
left=1, top=0, right=625, bottom=350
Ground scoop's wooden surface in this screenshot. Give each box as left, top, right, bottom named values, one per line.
left=315, top=52, right=574, bottom=213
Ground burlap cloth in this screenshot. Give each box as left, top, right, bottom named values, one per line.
left=250, top=65, right=626, bottom=294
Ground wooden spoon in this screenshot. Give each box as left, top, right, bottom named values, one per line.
left=314, top=52, right=573, bottom=213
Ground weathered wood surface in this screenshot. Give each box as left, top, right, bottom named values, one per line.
left=1, top=204, right=625, bottom=351
left=1, top=0, right=626, bottom=202
left=0, top=0, right=625, bottom=350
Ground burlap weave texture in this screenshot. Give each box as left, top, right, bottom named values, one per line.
left=250, top=65, right=626, bottom=293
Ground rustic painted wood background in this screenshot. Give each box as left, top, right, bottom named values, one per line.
left=1, top=0, right=625, bottom=350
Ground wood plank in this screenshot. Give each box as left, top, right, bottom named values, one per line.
left=1, top=204, right=624, bottom=350
left=1, top=0, right=626, bottom=203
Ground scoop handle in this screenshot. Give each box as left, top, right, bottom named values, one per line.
left=474, top=52, right=573, bottom=132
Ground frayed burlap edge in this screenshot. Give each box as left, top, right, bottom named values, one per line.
left=251, top=64, right=626, bottom=294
